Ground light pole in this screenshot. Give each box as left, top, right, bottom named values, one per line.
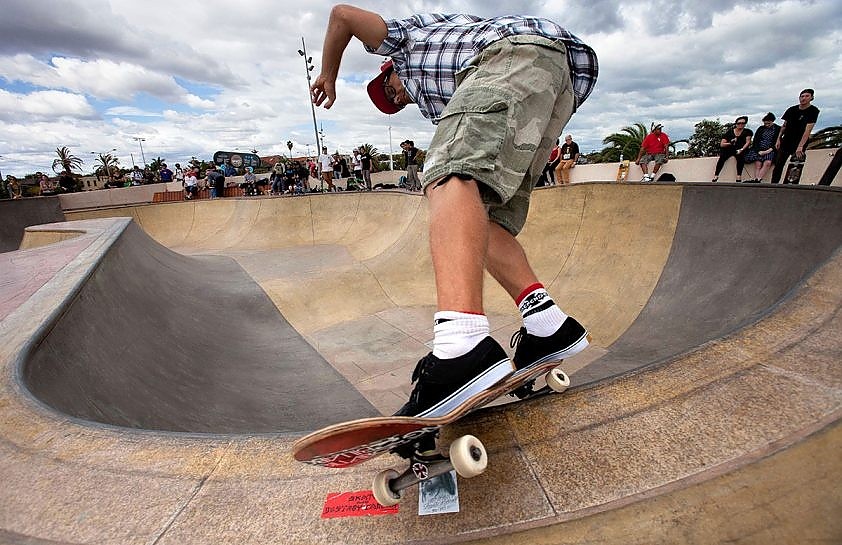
left=133, top=137, right=147, bottom=166
left=388, top=125, right=394, bottom=170
left=298, top=38, right=321, bottom=155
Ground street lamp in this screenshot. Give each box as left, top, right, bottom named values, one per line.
left=133, top=137, right=147, bottom=166
left=298, top=38, right=321, bottom=155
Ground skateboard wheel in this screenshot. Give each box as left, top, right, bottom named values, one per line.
left=449, top=435, right=487, bottom=478
left=546, top=368, right=570, bottom=393
left=372, top=469, right=402, bottom=506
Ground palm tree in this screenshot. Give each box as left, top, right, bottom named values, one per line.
left=808, top=125, right=842, bottom=149
left=148, top=156, right=165, bottom=173
left=52, top=146, right=84, bottom=175
left=602, top=123, right=649, bottom=161
left=94, top=153, right=120, bottom=181
left=669, top=139, right=690, bottom=156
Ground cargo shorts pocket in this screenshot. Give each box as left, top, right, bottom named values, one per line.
left=424, top=86, right=511, bottom=201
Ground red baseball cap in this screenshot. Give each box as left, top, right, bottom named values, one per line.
left=367, top=59, right=404, bottom=115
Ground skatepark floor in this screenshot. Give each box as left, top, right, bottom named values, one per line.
left=1, top=182, right=840, bottom=544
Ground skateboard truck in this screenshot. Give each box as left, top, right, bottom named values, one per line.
left=373, top=435, right=488, bottom=507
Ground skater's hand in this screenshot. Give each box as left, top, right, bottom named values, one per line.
left=795, top=146, right=806, bottom=160
left=311, top=74, right=336, bottom=109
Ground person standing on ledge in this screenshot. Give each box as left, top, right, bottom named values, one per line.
left=311, top=4, right=596, bottom=417
left=771, top=89, right=820, bottom=184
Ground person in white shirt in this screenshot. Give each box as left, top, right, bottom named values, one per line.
left=183, top=168, right=199, bottom=199
left=317, top=146, right=336, bottom=191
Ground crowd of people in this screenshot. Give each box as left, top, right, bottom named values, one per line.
left=534, top=90, right=822, bottom=185
left=710, top=89, right=820, bottom=184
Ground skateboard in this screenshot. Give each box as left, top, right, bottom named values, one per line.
left=292, top=358, right=573, bottom=506
left=784, top=156, right=805, bottom=184
left=615, top=159, right=630, bottom=183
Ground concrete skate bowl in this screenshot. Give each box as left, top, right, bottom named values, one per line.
left=0, top=196, right=64, bottom=252
left=0, top=182, right=840, bottom=544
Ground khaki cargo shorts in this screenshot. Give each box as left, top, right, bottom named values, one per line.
left=422, top=35, right=575, bottom=235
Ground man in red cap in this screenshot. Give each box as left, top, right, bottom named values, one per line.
left=311, top=5, right=597, bottom=418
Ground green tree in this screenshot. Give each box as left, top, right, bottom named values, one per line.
left=94, top=153, right=120, bottom=181
left=601, top=123, right=649, bottom=162
left=808, top=125, right=842, bottom=149
left=148, top=156, right=165, bottom=173
left=51, top=146, right=84, bottom=175
left=688, top=119, right=726, bottom=157
left=669, top=139, right=690, bottom=156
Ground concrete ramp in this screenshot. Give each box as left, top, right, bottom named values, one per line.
left=0, top=197, right=64, bottom=252
left=0, top=183, right=840, bottom=544
left=20, top=220, right=377, bottom=432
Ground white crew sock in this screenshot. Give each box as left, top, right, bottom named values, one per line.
left=432, top=311, right=489, bottom=359
left=517, top=284, right=568, bottom=337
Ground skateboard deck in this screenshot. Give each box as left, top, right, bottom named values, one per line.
left=292, top=358, right=569, bottom=469
left=293, top=358, right=570, bottom=506
left=616, top=159, right=630, bottom=182
left=785, top=156, right=805, bottom=184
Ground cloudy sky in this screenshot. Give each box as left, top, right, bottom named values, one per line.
left=0, top=0, right=839, bottom=177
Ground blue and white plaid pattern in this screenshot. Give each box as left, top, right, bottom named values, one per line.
left=366, top=13, right=599, bottom=122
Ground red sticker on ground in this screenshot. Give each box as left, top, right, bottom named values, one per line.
left=321, top=491, right=399, bottom=518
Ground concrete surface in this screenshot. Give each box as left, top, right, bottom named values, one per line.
left=0, top=196, right=64, bottom=252
left=0, top=182, right=840, bottom=544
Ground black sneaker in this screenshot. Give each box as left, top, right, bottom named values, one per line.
left=510, top=316, right=590, bottom=374
left=393, top=337, right=514, bottom=418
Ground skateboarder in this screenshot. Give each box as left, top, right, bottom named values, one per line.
left=311, top=5, right=597, bottom=417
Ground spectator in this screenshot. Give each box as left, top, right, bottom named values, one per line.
left=184, top=168, right=199, bottom=199
left=636, top=124, right=670, bottom=182
left=159, top=163, right=174, bottom=184
left=351, top=149, right=363, bottom=181
left=540, top=139, right=561, bottom=186
left=359, top=146, right=373, bottom=191
left=38, top=173, right=57, bottom=196
left=7, top=176, right=22, bottom=199
left=339, top=154, right=351, bottom=179
left=130, top=166, right=144, bottom=186
left=711, top=116, right=753, bottom=183
left=58, top=171, right=77, bottom=193
left=174, top=163, right=185, bottom=186
left=771, top=88, right=820, bottom=184
left=745, top=113, right=780, bottom=183
left=318, top=147, right=336, bottom=191
left=401, top=140, right=421, bottom=191
left=242, top=166, right=258, bottom=196
left=206, top=167, right=224, bottom=198
left=554, top=134, right=580, bottom=185
left=297, top=161, right=311, bottom=192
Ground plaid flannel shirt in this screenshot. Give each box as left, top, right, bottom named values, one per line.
left=366, top=13, right=599, bottom=123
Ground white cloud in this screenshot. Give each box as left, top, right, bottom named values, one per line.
left=0, top=89, right=97, bottom=121
left=0, top=0, right=840, bottom=177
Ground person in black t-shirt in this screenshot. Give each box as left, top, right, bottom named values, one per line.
left=358, top=146, right=373, bottom=191
left=712, top=116, right=753, bottom=183
left=771, top=89, right=820, bottom=184
left=553, top=134, right=580, bottom=185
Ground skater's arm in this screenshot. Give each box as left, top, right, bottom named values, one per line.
left=311, top=4, right=388, bottom=109
left=795, top=123, right=815, bottom=159
left=775, top=120, right=786, bottom=150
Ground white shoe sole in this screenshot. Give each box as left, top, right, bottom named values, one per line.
left=512, top=332, right=590, bottom=379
